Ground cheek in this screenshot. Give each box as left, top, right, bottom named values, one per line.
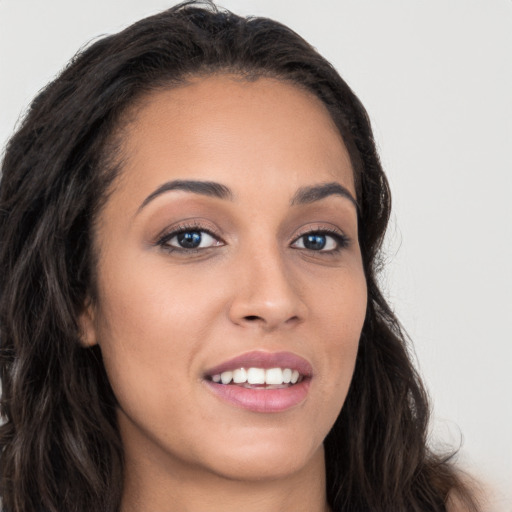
left=313, top=263, right=367, bottom=339
left=94, top=250, right=223, bottom=344
left=311, top=268, right=367, bottom=405
left=91, top=248, right=239, bottom=407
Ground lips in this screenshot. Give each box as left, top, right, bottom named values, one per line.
left=204, top=351, right=313, bottom=377
left=203, top=351, right=312, bottom=413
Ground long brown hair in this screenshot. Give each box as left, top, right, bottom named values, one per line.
left=0, top=2, right=478, bottom=511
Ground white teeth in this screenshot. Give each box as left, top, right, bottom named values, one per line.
left=265, top=368, right=283, bottom=385
left=247, top=367, right=265, bottom=384
left=212, top=367, right=303, bottom=386
left=232, top=368, right=247, bottom=383
left=220, top=371, right=233, bottom=384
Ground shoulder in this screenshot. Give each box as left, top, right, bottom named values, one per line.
left=446, top=493, right=476, bottom=512
left=446, top=474, right=492, bottom=512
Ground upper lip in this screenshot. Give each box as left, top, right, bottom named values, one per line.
left=204, top=350, right=313, bottom=378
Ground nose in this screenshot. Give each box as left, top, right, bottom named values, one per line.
left=227, top=245, right=307, bottom=331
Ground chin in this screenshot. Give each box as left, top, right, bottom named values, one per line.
left=196, top=431, right=324, bottom=482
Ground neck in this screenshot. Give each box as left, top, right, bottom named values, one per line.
left=120, top=444, right=330, bottom=512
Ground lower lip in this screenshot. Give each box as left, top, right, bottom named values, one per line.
left=204, top=379, right=311, bottom=413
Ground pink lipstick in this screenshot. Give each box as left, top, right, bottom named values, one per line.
left=203, top=351, right=312, bottom=413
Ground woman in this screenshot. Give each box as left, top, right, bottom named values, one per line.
left=0, top=2, right=480, bottom=511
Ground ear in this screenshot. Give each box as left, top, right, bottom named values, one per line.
left=78, top=298, right=98, bottom=347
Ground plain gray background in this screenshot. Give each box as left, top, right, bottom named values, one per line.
left=1, top=1, right=511, bottom=509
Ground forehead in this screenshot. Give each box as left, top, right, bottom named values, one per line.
left=114, top=74, right=355, bottom=203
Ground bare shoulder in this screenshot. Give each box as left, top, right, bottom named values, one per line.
left=446, top=493, right=477, bottom=512
left=446, top=473, right=494, bottom=512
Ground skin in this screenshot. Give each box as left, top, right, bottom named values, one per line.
left=81, top=75, right=367, bottom=512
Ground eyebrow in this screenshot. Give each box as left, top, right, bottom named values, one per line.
left=290, top=182, right=358, bottom=209
left=138, top=179, right=358, bottom=212
left=138, top=179, right=233, bottom=211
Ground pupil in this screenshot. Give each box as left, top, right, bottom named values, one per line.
left=177, top=231, right=202, bottom=248
left=304, top=234, right=326, bottom=250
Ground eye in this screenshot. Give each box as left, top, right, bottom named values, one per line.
left=158, top=227, right=223, bottom=252
left=291, top=230, right=347, bottom=252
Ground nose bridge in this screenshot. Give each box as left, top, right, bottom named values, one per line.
left=229, top=239, right=305, bottom=329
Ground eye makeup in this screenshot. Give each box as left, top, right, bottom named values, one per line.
left=155, top=221, right=225, bottom=254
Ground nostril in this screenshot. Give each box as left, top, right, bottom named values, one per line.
left=244, top=315, right=261, bottom=322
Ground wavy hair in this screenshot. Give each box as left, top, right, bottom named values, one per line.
left=0, top=2, right=478, bottom=511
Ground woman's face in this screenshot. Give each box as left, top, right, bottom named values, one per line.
left=82, top=75, right=367, bottom=483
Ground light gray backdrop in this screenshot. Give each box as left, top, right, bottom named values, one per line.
left=1, top=1, right=511, bottom=509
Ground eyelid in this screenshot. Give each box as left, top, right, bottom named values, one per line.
left=153, top=220, right=349, bottom=254
left=290, top=224, right=350, bottom=252
left=155, top=220, right=225, bottom=249
left=292, top=223, right=348, bottom=241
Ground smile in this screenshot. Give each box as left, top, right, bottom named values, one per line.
left=203, top=351, right=312, bottom=413
left=210, top=367, right=302, bottom=387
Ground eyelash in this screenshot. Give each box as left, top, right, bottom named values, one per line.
left=156, top=223, right=350, bottom=254
left=156, top=223, right=223, bottom=254
left=291, top=227, right=350, bottom=254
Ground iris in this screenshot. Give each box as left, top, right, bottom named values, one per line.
left=303, top=234, right=326, bottom=250
left=177, top=231, right=202, bottom=249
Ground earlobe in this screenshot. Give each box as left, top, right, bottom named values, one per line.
left=79, top=299, right=98, bottom=347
